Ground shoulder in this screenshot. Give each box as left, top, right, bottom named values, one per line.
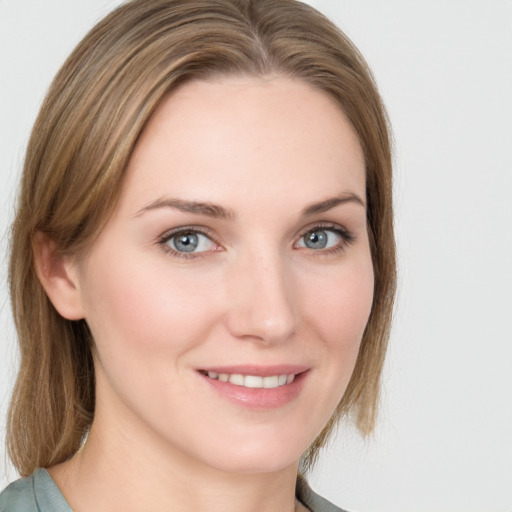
left=296, top=475, right=350, bottom=512
left=0, top=472, right=39, bottom=512
left=0, top=469, right=71, bottom=512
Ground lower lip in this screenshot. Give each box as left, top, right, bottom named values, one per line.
left=198, top=371, right=308, bottom=409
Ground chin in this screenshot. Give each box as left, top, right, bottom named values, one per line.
left=188, top=429, right=310, bottom=476
left=208, top=452, right=301, bottom=475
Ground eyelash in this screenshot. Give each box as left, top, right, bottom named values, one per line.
left=297, top=223, right=356, bottom=257
left=157, top=226, right=218, bottom=260
left=157, top=223, right=356, bottom=260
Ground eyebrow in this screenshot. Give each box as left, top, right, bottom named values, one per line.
left=135, top=192, right=365, bottom=220
left=135, top=197, right=236, bottom=220
left=301, top=193, right=366, bottom=216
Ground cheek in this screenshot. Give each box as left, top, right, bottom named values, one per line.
left=79, top=252, right=227, bottom=427
left=289, top=254, right=374, bottom=439
left=300, top=256, right=374, bottom=354
left=80, top=252, right=222, bottom=364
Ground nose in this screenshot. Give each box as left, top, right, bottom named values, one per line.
left=224, top=249, right=297, bottom=345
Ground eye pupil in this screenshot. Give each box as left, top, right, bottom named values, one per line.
left=304, top=230, right=328, bottom=249
left=173, top=233, right=199, bottom=252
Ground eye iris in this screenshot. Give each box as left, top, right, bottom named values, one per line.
left=173, top=233, right=199, bottom=252
left=304, top=230, right=328, bottom=249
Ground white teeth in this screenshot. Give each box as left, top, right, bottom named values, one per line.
left=244, top=375, right=263, bottom=388
left=228, top=374, right=244, bottom=386
left=205, top=372, right=297, bottom=388
left=263, top=375, right=279, bottom=388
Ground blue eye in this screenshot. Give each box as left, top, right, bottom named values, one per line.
left=297, top=227, right=349, bottom=251
left=303, top=229, right=329, bottom=249
left=164, top=230, right=216, bottom=254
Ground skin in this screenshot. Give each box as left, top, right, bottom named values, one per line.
left=40, top=75, right=374, bottom=512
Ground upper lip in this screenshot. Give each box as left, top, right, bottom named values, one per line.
left=197, top=365, right=309, bottom=377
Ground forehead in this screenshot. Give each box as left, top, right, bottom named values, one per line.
left=120, top=75, right=365, bottom=214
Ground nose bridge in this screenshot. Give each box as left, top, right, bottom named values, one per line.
left=225, top=244, right=297, bottom=344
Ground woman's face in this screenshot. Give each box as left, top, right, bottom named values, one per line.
left=74, top=76, right=373, bottom=473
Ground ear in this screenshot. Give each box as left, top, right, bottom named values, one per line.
left=33, top=232, right=86, bottom=320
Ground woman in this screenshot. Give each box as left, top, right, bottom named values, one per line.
left=0, top=0, right=395, bottom=511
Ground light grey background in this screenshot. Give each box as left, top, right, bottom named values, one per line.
left=1, top=1, right=511, bottom=511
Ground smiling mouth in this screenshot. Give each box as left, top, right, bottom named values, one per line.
left=199, top=370, right=297, bottom=389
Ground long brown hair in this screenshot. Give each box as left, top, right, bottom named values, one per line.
left=7, top=0, right=395, bottom=476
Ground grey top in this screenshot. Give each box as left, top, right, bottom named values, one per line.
left=0, top=469, right=347, bottom=512
left=0, top=469, right=71, bottom=512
